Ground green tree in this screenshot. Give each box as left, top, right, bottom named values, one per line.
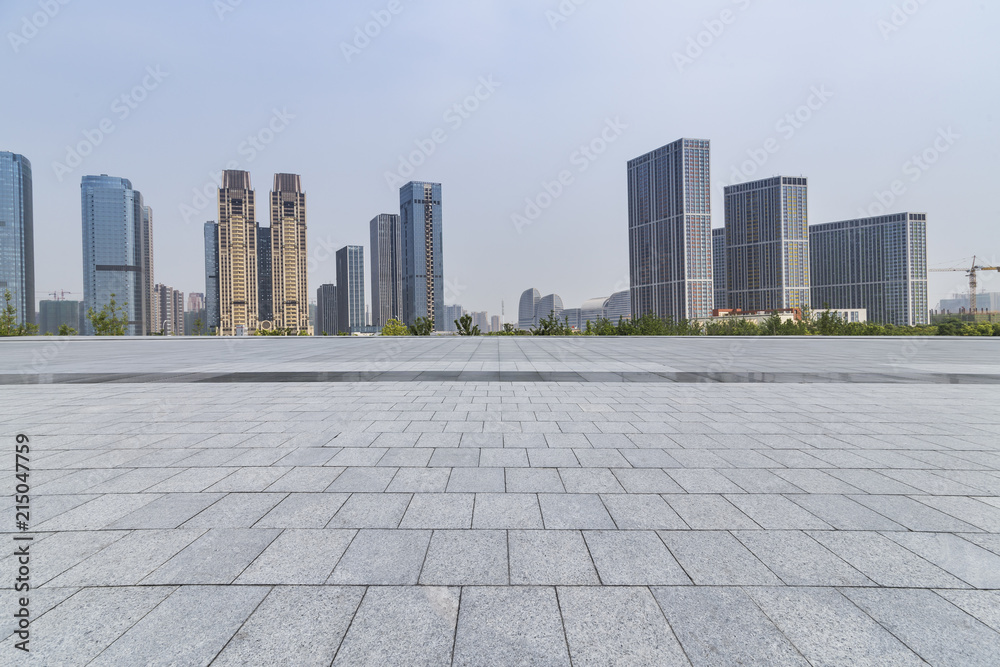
left=58, top=324, right=77, bottom=336
left=381, top=318, right=409, bottom=336
left=455, top=314, right=481, bottom=336
left=532, top=311, right=574, bottom=336
left=0, top=289, right=39, bottom=336
left=193, top=318, right=205, bottom=336
left=87, top=293, right=130, bottom=336
left=408, top=316, right=434, bottom=336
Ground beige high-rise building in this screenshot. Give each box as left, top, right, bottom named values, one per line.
left=218, top=170, right=258, bottom=335
left=270, top=173, right=310, bottom=333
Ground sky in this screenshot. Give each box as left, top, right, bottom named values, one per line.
left=3, top=0, right=998, bottom=318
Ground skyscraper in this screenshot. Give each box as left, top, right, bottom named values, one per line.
left=203, top=221, right=220, bottom=332
left=141, top=206, right=155, bottom=335
left=336, top=245, right=365, bottom=334
left=810, top=213, right=928, bottom=326
left=0, top=152, right=35, bottom=327
left=712, top=228, right=727, bottom=310
left=628, top=139, right=713, bottom=321
left=536, top=294, right=564, bottom=324
left=153, top=283, right=184, bottom=335
left=257, top=226, right=273, bottom=323
left=217, top=170, right=258, bottom=335
left=270, top=174, right=309, bottom=332
left=491, top=315, right=501, bottom=333
left=400, top=181, right=443, bottom=329
left=518, top=288, right=540, bottom=330
left=442, top=304, right=464, bottom=332
left=370, top=213, right=401, bottom=328
left=471, top=311, right=489, bottom=333
left=724, top=177, right=810, bottom=312
left=81, top=175, right=148, bottom=335
left=316, top=284, right=337, bottom=336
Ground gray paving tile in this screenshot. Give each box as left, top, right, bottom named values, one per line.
left=667, top=469, right=744, bottom=493
left=326, top=466, right=398, bottom=492
left=733, top=530, right=873, bottom=586
left=584, top=531, right=690, bottom=585
left=480, top=448, right=530, bottom=467
left=213, top=587, right=364, bottom=667
left=182, top=492, right=286, bottom=528
left=327, top=493, right=411, bottom=529
left=913, top=495, right=1000, bottom=532
left=447, top=467, right=505, bottom=492
left=601, top=494, right=688, bottom=530
left=843, top=588, right=1000, bottom=667
left=254, top=493, right=350, bottom=528
left=107, top=492, right=224, bottom=529
left=235, top=529, right=356, bottom=584
left=47, top=529, right=205, bottom=587
left=385, top=467, right=452, bottom=492
left=810, top=530, right=969, bottom=588
left=473, top=493, right=543, bottom=529
left=935, top=590, right=1000, bottom=633
left=885, top=532, right=1000, bottom=588
left=453, top=587, right=570, bottom=667
left=328, top=529, right=431, bottom=585
left=559, top=468, right=626, bottom=493
left=508, top=530, right=600, bottom=585
left=560, top=587, right=688, bottom=666
left=539, top=494, right=616, bottom=529
left=664, top=495, right=759, bottom=530
left=399, top=493, right=474, bottom=529
left=31, top=531, right=127, bottom=586
left=725, top=495, right=832, bottom=530
left=265, top=466, right=344, bottom=492
left=89, top=586, right=270, bottom=667
left=746, top=587, right=924, bottom=667
left=333, top=587, right=459, bottom=667
left=420, top=530, right=509, bottom=585
left=141, top=528, right=280, bottom=584
left=528, top=448, right=580, bottom=466
left=505, top=468, right=565, bottom=493
left=611, top=468, right=684, bottom=493
left=852, top=495, right=983, bottom=532
left=20, top=587, right=175, bottom=667
left=33, top=493, right=162, bottom=531
left=787, top=494, right=906, bottom=531
left=429, top=448, right=480, bottom=467
left=772, top=469, right=865, bottom=494
left=659, top=531, right=780, bottom=586
left=653, top=586, right=809, bottom=666
left=145, top=466, right=237, bottom=492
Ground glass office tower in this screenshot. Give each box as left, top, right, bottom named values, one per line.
left=370, top=213, right=401, bottom=328
left=724, top=176, right=810, bottom=312
left=81, top=175, right=148, bottom=335
left=203, top=222, right=220, bottom=331
left=712, top=227, right=727, bottom=310
left=0, top=152, right=35, bottom=327
left=400, top=181, right=444, bottom=329
left=628, top=139, right=713, bottom=321
left=336, top=245, right=365, bottom=334
left=810, top=213, right=928, bottom=326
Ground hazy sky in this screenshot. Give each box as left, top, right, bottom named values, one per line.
left=4, top=0, right=998, bottom=317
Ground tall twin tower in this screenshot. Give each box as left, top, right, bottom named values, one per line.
left=215, top=170, right=309, bottom=335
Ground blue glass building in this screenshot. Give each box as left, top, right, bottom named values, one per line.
left=336, top=245, right=365, bottom=334
left=203, top=221, right=220, bottom=331
left=0, top=152, right=35, bottom=326
left=81, top=175, right=148, bottom=335
left=400, top=182, right=444, bottom=329
left=370, top=213, right=401, bottom=328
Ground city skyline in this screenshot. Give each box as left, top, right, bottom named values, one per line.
left=4, top=1, right=996, bottom=316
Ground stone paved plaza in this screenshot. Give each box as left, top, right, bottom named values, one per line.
left=2, top=337, right=1000, bottom=665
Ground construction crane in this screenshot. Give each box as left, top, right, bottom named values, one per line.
left=930, top=256, right=1000, bottom=314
